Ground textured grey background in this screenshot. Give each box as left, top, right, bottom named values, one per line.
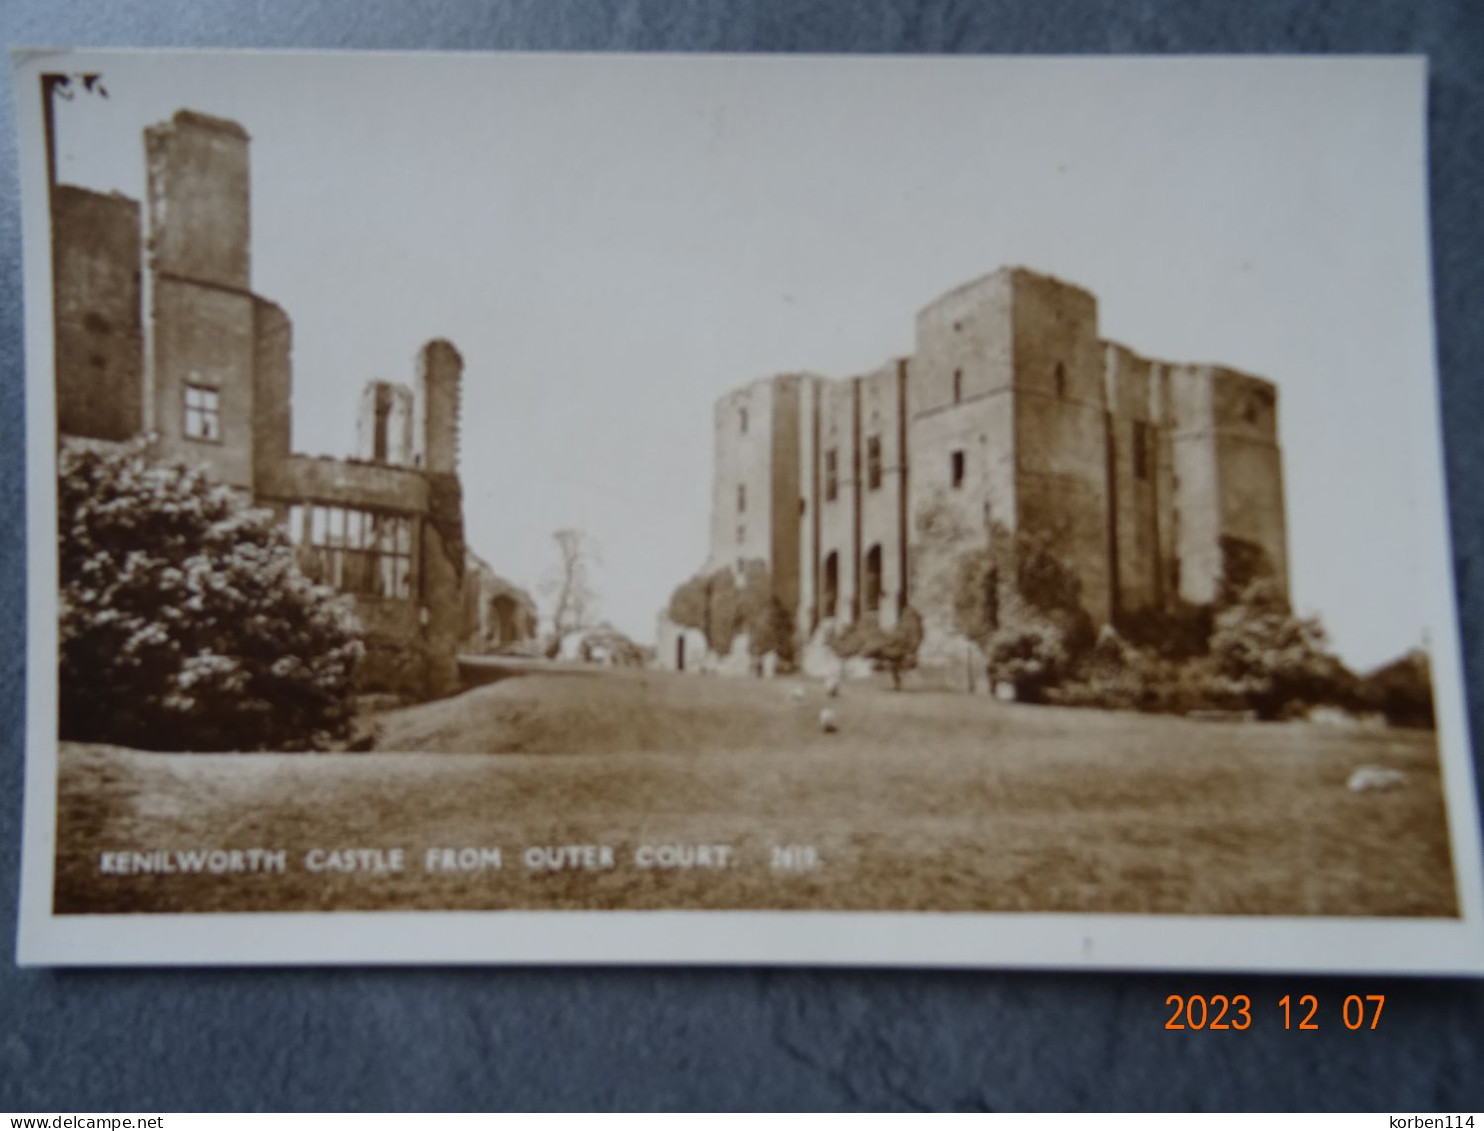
left=2, top=0, right=1482, bottom=1112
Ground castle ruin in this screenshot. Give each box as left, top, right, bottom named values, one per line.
left=660, top=266, right=1289, bottom=675
left=50, top=108, right=512, bottom=698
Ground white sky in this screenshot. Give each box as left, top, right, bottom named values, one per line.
left=41, top=52, right=1441, bottom=669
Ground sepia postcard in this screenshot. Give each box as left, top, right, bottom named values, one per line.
left=11, top=49, right=1484, bottom=970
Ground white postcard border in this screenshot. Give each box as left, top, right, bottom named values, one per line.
left=12, top=50, right=1484, bottom=972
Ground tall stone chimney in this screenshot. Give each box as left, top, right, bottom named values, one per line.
left=415, top=339, right=463, bottom=474
left=357, top=380, right=416, bottom=466
left=144, top=110, right=251, bottom=290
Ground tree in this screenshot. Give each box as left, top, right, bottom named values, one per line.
left=828, top=607, right=924, bottom=690
left=667, top=573, right=711, bottom=636
left=666, top=559, right=794, bottom=665
left=1357, top=648, right=1435, bottom=729
left=876, top=606, right=924, bottom=689
left=1209, top=579, right=1349, bottom=720
left=704, top=567, right=742, bottom=655
left=541, top=528, right=600, bottom=650
left=980, top=609, right=1067, bottom=702
left=739, top=560, right=796, bottom=666
left=829, top=615, right=885, bottom=664
left=58, top=441, right=363, bottom=751
left=953, top=523, right=1090, bottom=700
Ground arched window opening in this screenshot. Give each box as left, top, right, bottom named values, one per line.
left=864, top=544, right=883, bottom=613
left=823, top=552, right=839, bottom=619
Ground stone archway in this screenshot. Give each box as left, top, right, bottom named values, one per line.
left=489, top=593, right=521, bottom=645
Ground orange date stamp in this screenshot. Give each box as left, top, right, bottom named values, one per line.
left=1164, top=993, right=1386, bottom=1031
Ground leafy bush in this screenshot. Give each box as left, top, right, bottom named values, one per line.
left=1356, top=649, right=1435, bottom=729
left=1116, top=603, right=1214, bottom=661
left=704, top=569, right=742, bottom=655
left=878, top=606, right=925, bottom=688
left=1208, top=579, right=1350, bottom=720
left=1053, top=636, right=1242, bottom=715
left=827, top=607, right=923, bottom=690
left=667, top=560, right=796, bottom=665
left=666, top=573, right=710, bottom=635
left=58, top=442, right=364, bottom=751
left=953, top=523, right=1092, bottom=700
left=739, top=560, right=797, bottom=666
left=979, top=605, right=1067, bottom=702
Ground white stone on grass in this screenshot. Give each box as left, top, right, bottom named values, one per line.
left=1347, top=766, right=1408, bottom=792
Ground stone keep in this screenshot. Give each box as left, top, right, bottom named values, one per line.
left=698, top=266, right=1289, bottom=670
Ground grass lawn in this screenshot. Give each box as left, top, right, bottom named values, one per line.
left=53, top=665, right=1459, bottom=916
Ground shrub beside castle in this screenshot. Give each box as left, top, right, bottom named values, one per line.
left=959, top=526, right=1433, bottom=726
left=58, top=443, right=365, bottom=752
left=664, top=528, right=1434, bottom=729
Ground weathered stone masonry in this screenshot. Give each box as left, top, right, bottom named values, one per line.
left=663, top=266, right=1289, bottom=674
left=52, top=109, right=472, bottom=699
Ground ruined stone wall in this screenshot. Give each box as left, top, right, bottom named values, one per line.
left=52, top=186, right=143, bottom=442
left=1007, top=270, right=1112, bottom=626
left=1180, top=366, right=1288, bottom=602
left=654, top=613, right=708, bottom=672
left=816, top=375, right=861, bottom=624
left=699, top=264, right=1288, bottom=679
left=149, top=276, right=258, bottom=488
left=1167, top=365, right=1288, bottom=605
left=857, top=359, right=909, bottom=629
left=252, top=297, right=292, bottom=472
left=420, top=472, right=465, bottom=698
left=145, top=110, right=259, bottom=490
left=795, top=375, right=823, bottom=635
left=414, top=340, right=463, bottom=475
left=1168, top=366, right=1224, bottom=606
left=144, top=111, right=250, bottom=291
left=768, top=375, right=805, bottom=617
left=907, top=271, right=1018, bottom=660
left=461, top=554, right=539, bottom=653
left=352, top=598, right=427, bottom=695
left=1103, top=342, right=1164, bottom=620
left=256, top=453, right=430, bottom=512
left=356, top=381, right=415, bottom=466
left=709, top=378, right=779, bottom=576
left=51, top=105, right=480, bottom=707
left=1149, top=363, right=1180, bottom=610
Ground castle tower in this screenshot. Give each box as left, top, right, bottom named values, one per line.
left=51, top=185, right=144, bottom=442
left=143, top=110, right=289, bottom=489
left=907, top=268, right=1113, bottom=649
left=356, top=380, right=416, bottom=466
left=1102, top=342, right=1174, bottom=622
left=1166, top=365, right=1288, bottom=605
left=145, top=111, right=250, bottom=289
left=412, top=339, right=465, bottom=698
left=414, top=339, right=463, bottom=474
left=707, top=374, right=808, bottom=606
